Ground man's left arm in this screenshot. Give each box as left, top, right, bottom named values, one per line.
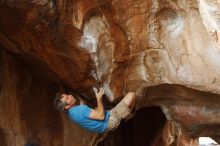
left=89, top=88, right=105, bottom=120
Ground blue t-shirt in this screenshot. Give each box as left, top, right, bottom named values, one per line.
left=68, top=105, right=110, bottom=133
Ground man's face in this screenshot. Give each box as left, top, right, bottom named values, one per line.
left=61, top=94, right=76, bottom=109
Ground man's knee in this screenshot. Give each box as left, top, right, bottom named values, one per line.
left=123, top=92, right=136, bottom=108
left=126, top=92, right=136, bottom=100
left=128, top=92, right=135, bottom=97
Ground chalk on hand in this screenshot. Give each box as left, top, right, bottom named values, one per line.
left=93, top=87, right=98, bottom=94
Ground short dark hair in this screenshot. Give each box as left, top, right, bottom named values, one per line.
left=53, top=92, right=66, bottom=111
left=24, top=139, right=39, bottom=146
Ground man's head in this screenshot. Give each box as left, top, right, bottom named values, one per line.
left=53, top=92, right=77, bottom=111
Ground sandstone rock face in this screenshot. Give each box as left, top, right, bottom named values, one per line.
left=1, top=0, right=220, bottom=146
left=0, top=49, right=64, bottom=146
left=0, top=49, right=102, bottom=146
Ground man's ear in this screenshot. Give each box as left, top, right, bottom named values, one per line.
left=64, top=105, right=70, bottom=110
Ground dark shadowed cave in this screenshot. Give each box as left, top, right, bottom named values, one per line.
left=98, top=106, right=166, bottom=146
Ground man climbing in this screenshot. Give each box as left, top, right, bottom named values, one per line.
left=53, top=88, right=136, bottom=133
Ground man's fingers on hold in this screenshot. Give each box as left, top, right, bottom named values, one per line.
left=100, top=88, right=104, bottom=93
left=93, top=87, right=98, bottom=93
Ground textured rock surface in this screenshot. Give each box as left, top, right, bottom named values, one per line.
left=0, top=49, right=62, bottom=145
left=0, top=49, right=99, bottom=146
left=152, top=121, right=199, bottom=146
left=1, top=0, right=220, bottom=146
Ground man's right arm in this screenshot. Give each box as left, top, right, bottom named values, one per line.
left=89, top=88, right=105, bottom=120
